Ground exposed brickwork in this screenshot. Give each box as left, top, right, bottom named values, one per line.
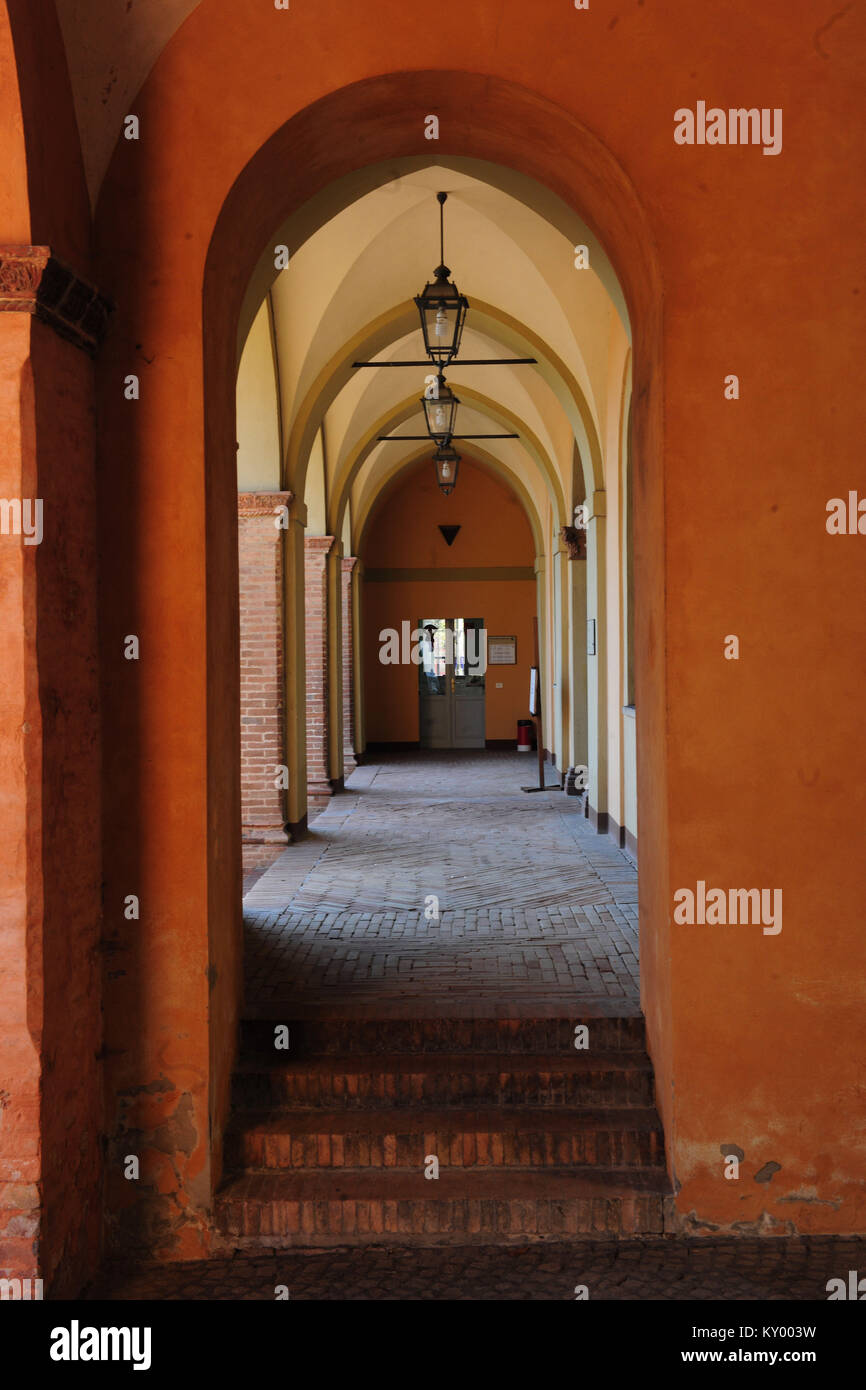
left=216, top=1009, right=668, bottom=1246
left=341, top=557, right=357, bottom=775
left=238, top=493, right=292, bottom=843
left=229, top=1050, right=657, bottom=1112
left=225, top=1109, right=665, bottom=1172
left=304, top=536, right=335, bottom=803
left=216, top=1176, right=667, bottom=1244
left=239, top=1016, right=648, bottom=1054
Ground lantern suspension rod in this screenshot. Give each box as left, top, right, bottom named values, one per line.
left=352, top=358, right=537, bottom=367
left=377, top=433, right=519, bottom=441
left=438, top=191, right=447, bottom=268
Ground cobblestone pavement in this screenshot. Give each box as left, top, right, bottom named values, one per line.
left=89, top=1237, right=864, bottom=1300
left=244, top=752, right=639, bottom=1017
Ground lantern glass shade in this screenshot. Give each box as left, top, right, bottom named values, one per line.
left=434, top=444, right=461, bottom=496
left=421, top=375, right=460, bottom=444
left=414, top=272, right=469, bottom=365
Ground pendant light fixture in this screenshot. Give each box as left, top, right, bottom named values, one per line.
left=414, top=193, right=469, bottom=366
left=365, top=187, right=533, bottom=498
left=433, top=443, right=461, bottom=496
left=421, top=372, right=460, bottom=446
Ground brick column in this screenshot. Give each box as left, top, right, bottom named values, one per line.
left=305, top=535, right=336, bottom=802
left=238, top=491, right=292, bottom=842
left=341, top=557, right=358, bottom=775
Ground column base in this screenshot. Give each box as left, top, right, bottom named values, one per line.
left=307, top=776, right=346, bottom=798
left=242, top=824, right=290, bottom=845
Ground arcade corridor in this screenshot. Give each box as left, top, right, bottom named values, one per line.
left=3, top=0, right=863, bottom=1310
left=243, top=752, right=639, bottom=1018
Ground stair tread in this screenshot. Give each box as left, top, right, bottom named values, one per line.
left=227, top=1106, right=664, bottom=1134
left=236, top=1051, right=653, bottom=1074
left=217, top=1168, right=672, bottom=1200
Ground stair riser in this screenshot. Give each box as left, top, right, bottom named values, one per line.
left=225, top=1128, right=665, bottom=1171
left=232, top=1071, right=656, bottom=1111
left=215, top=1195, right=665, bottom=1243
left=240, top=1018, right=647, bottom=1057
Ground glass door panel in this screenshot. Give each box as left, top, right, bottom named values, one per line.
left=418, top=617, right=485, bottom=749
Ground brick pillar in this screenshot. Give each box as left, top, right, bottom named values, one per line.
left=0, top=249, right=108, bottom=1293
left=341, top=557, right=358, bottom=775
left=238, top=491, right=292, bottom=842
left=305, top=535, right=336, bottom=802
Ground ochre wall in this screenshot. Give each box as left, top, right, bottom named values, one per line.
left=0, top=0, right=103, bottom=1294
left=361, top=458, right=536, bottom=744
left=79, top=0, right=866, bottom=1255
left=364, top=586, right=536, bottom=744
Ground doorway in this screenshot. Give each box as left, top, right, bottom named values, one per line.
left=418, top=617, right=486, bottom=748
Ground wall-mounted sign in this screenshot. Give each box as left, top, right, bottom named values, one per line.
left=586, top=618, right=597, bottom=656
left=488, top=635, right=517, bottom=665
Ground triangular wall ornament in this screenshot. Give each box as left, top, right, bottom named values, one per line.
left=438, top=525, right=461, bottom=547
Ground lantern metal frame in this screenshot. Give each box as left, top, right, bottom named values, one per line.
left=421, top=373, right=460, bottom=446
left=413, top=193, right=470, bottom=366
left=433, top=443, right=461, bottom=497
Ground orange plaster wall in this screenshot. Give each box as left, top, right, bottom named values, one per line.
left=362, top=457, right=535, bottom=571
left=364, top=582, right=536, bottom=744
left=84, top=0, right=866, bottom=1249
left=361, top=459, right=536, bottom=744
left=0, top=1, right=103, bottom=1294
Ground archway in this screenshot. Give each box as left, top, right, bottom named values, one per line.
left=94, top=67, right=665, bottom=1258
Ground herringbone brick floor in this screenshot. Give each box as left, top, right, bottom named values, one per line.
left=243, top=752, right=639, bottom=1018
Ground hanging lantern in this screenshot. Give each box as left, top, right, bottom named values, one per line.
left=414, top=193, right=469, bottom=366
left=422, top=373, right=460, bottom=445
left=433, top=443, right=461, bottom=496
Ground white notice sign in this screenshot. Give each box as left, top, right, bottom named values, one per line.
left=488, top=636, right=517, bottom=665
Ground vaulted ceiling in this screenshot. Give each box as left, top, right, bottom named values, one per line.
left=55, top=0, right=203, bottom=199
left=235, top=160, right=631, bottom=554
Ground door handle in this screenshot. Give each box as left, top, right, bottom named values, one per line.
left=451, top=676, right=455, bottom=693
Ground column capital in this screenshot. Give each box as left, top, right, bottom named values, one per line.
left=341, top=555, right=358, bottom=576
left=238, top=490, right=293, bottom=517
left=0, top=245, right=113, bottom=357
left=304, top=534, right=336, bottom=555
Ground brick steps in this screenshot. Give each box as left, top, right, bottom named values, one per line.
left=215, top=1168, right=668, bottom=1244
left=225, top=1105, right=666, bottom=1170
left=239, top=1015, right=646, bottom=1054
left=232, top=1052, right=655, bottom=1110
left=217, top=1013, right=670, bottom=1245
